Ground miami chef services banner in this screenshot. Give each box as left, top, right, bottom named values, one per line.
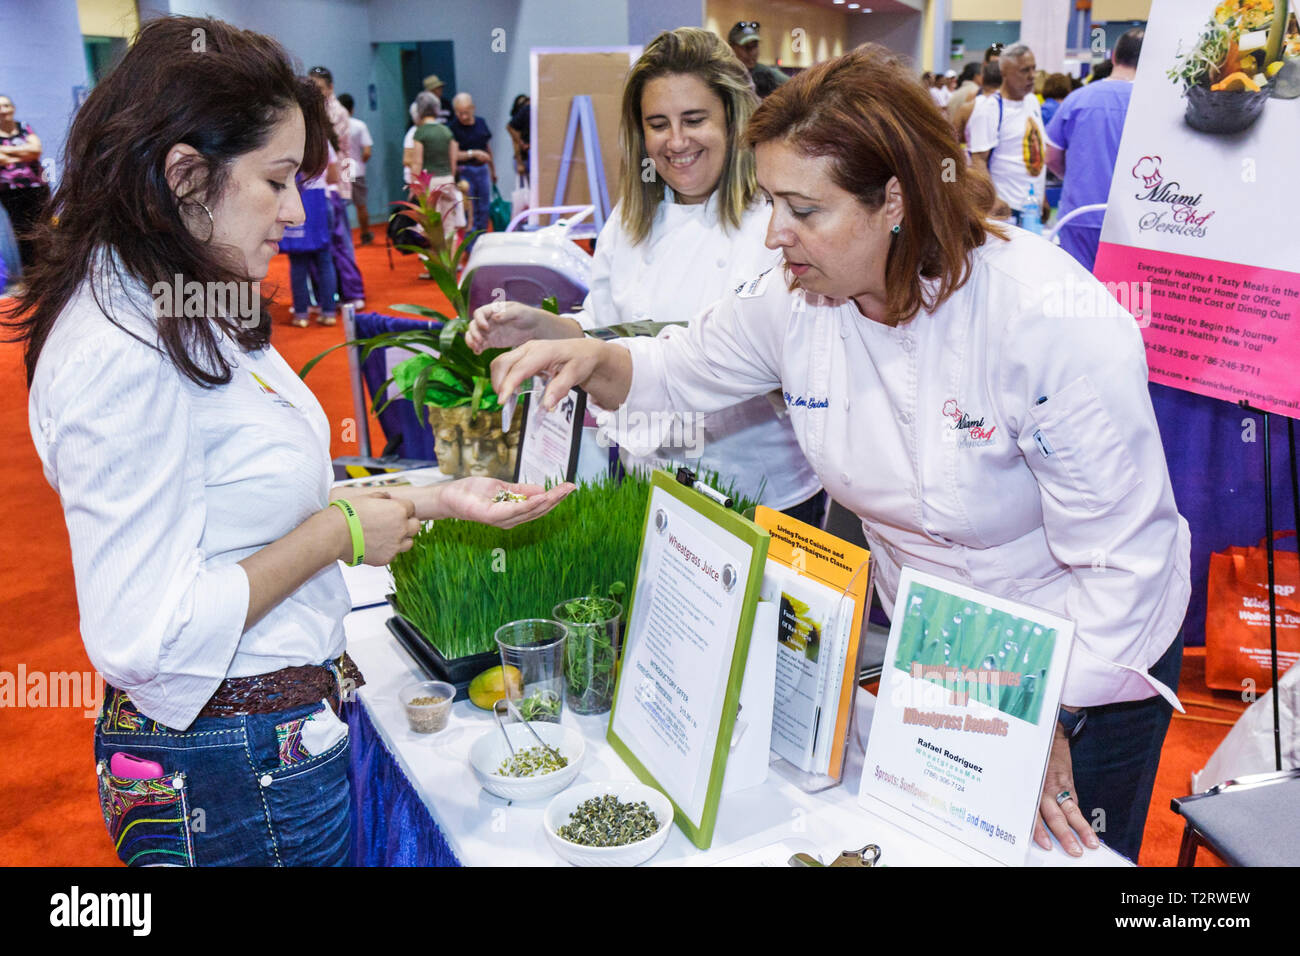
left=1093, top=0, right=1300, bottom=418
left=858, top=569, right=1073, bottom=866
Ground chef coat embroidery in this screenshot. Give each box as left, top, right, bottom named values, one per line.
left=941, top=398, right=997, bottom=447
left=250, top=370, right=296, bottom=410
left=783, top=391, right=830, bottom=409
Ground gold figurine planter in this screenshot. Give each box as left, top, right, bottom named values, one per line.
left=429, top=406, right=522, bottom=479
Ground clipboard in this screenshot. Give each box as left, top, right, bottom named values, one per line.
left=606, top=469, right=769, bottom=849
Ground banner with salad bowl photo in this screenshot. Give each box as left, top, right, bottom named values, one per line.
left=1093, top=0, right=1300, bottom=418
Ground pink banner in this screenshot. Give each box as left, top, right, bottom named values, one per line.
left=1094, top=242, right=1300, bottom=419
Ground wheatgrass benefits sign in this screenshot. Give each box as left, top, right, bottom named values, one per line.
left=859, top=569, right=1073, bottom=866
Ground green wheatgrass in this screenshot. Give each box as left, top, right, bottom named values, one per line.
left=389, top=468, right=755, bottom=660
left=894, top=585, right=1056, bottom=724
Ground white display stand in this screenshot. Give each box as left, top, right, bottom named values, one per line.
left=721, top=600, right=776, bottom=794
left=341, top=595, right=1129, bottom=867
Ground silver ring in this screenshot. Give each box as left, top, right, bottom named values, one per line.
left=1055, top=789, right=1074, bottom=807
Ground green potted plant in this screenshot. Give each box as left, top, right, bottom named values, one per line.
left=555, top=586, right=625, bottom=715
left=299, top=172, right=524, bottom=477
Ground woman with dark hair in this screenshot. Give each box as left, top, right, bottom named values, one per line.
left=1040, top=72, right=1073, bottom=127
left=492, top=45, right=1190, bottom=864
left=466, top=27, right=822, bottom=524
left=5, top=16, right=570, bottom=866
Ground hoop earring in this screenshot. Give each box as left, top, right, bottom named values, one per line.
left=181, top=199, right=215, bottom=244
left=891, top=223, right=902, bottom=236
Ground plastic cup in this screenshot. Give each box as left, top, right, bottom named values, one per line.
left=554, top=596, right=622, bottom=715
left=494, top=619, right=567, bottom=723
left=402, top=680, right=455, bottom=734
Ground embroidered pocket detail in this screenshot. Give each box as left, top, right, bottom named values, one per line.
left=275, top=716, right=312, bottom=767
left=101, top=689, right=164, bottom=734
left=274, top=702, right=348, bottom=768
left=96, top=762, right=195, bottom=867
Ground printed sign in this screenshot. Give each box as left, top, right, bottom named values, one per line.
left=1093, top=0, right=1300, bottom=418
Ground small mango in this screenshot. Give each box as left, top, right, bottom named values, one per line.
left=1211, top=71, right=1262, bottom=91
left=468, top=665, right=523, bottom=710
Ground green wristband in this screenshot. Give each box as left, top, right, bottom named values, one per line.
left=330, top=498, right=365, bottom=567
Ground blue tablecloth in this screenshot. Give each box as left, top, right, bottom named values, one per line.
left=345, top=699, right=461, bottom=867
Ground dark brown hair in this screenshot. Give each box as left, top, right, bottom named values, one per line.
left=747, top=44, right=1005, bottom=325
left=3, top=16, right=329, bottom=387
left=1042, top=72, right=1073, bottom=100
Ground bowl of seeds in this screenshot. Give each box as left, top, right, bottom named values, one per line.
left=543, top=780, right=673, bottom=867
left=468, top=722, right=585, bottom=801
left=402, top=680, right=455, bottom=734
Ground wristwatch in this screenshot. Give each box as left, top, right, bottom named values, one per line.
left=1057, top=706, right=1088, bottom=739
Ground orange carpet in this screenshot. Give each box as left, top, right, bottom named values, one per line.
left=0, top=230, right=1245, bottom=867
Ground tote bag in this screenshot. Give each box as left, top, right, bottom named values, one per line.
left=1205, top=531, right=1300, bottom=692
left=278, top=185, right=330, bottom=253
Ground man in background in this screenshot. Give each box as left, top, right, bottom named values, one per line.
left=930, top=69, right=956, bottom=108
left=728, top=21, right=788, bottom=98
left=949, top=46, right=1001, bottom=149
left=309, top=66, right=351, bottom=183
left=338, top=93, right=374, bottom=245
left=1046, top=27, right=1144, bottom=270
left=945, top=63, right=981, bottom=140
left=450, top=92, right=495, bottom=246
left=409, top=75, right=451, bottom=126
left=967, top=43, right=1047, bottom=224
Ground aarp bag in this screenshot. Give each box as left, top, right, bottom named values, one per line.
left=278, top=186, right=330, bottom=253
left=1205, top=531, right=1300, bottom=692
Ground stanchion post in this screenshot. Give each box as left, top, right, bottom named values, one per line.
left=1240, top=400, right=1283, bottom=771
left=342, top=302, right=374, bottom=459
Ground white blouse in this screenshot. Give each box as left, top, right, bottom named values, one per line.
left=578, top=192, right=821, bottom=509
left=619, top=228, right=1191, bottom=709
left=29, top=261, right=349, bottom=729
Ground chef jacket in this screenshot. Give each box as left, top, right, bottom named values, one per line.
left=577, top=191, right=821, bottom=510
left=618, top=227, right=1190, bottom=709
left=29, top=257, right=348, bottom=728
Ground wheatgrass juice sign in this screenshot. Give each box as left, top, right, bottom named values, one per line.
left=1093, top=0, right=1300, bottom=418
left=858, top=569, right=1074, bottom=867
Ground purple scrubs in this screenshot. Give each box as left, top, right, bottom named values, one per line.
left=1045, top=79, right=1134, bottom=272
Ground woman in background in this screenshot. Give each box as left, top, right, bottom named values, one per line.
left=467, top=28, right=823, bottom=523
left=0, top=94, right=51, bottom=274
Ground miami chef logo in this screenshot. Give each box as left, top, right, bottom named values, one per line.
left=1130, top=155, right=1215, bottom=238
left=942, top=399, right=996, bottom=447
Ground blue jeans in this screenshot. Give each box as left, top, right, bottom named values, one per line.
left=94, top=686, right=352, bottom=866
left=1068, top=629, right=1184, bottom=862
left=459, top=163, right=492, bottom=243
left=289, top=245, right=338, bottom=317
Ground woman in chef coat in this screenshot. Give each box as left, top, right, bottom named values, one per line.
left=492, top=46, right=1190, bottom=863
left=466, top=28, right=823, bottom=523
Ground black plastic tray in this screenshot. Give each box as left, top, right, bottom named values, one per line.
left=384, top=598, right=499, bottom=702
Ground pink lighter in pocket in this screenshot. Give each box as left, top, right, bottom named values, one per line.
left=109, top=752, right=165, bottom=779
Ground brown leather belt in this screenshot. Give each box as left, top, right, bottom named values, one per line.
left=196, top=653, right=366, bottom=718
